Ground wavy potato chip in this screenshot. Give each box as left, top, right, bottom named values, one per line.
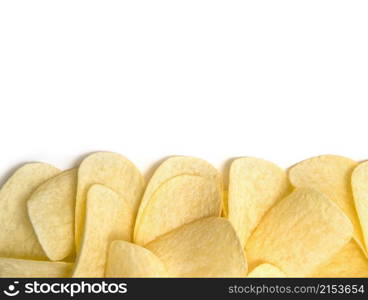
left=246, top=188, right=353, bottom=277
left=248, top=263, right=286, bottom=278
left=75, top=152, right=144, bottom=249
left=311, top=239, right=368, bottom=277
left=0, top=258, right=72, bottom=278
left=134, top=175, right=222, bottom=245
left=0, top=163, right=60, bottom=260
left=352, top=161, right=368, bottom=251
left=289, top=155, right=363, bottom=246
left=28, top=169, right=77, bottom=261
left=146, top=217, right=247, bottom=277
left=135, top=156, right=221, bottom=237
left=105, top=240, right=167, bottom=278
left=73, top=184, right=134, bottom=277
left=229, top=158, right=291, bottom=247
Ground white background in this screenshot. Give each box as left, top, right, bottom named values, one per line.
left=0, top=1, right=367, bottom=184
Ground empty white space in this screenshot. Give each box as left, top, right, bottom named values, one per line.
left=0, top=1, right=367, bottom=182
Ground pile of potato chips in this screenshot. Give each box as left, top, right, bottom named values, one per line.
left=0, top=152, right=367, bottom=278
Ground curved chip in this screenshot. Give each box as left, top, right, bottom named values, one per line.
left=105, top=240, right=167, bottom=278
left=246, top=188, right=353, bottom=277
left=229, top=157, right=291, bottom=247
left=0, top=163, right=60, bottom=260
left=135, top=156, right=221, bottom=239
left=28, top=169, right=77, bottom=261
left=352, top=161, right=368, bottom=251
left=134, top=175, right=222, bottom=245
left=248, top=263, right=286, bottom=278
left=73, top=184, right=134, bottom=277
left=289, top=155, right=363, bottom=246
left=146, top=217, right=247, bottom=277
left=75, top=152, right=144, bottom=249
left=0, top=258, right=72, bottom=278
left=311, top=239, right=368, bottom=277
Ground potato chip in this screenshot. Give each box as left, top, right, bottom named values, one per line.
left=146, top=217, right=247, bottom=277
left=75, top=152, right=144, bottom=249
left=289, top=155, right=363, bottom=246
left=246, top=188, right=353, bottom=277
left=28, top=169, right=77, bottom=261
left=352, top=161, right=368, bottom=251
left=0, top=163, right=60, bottom=260
left=229, top=158, right=291, bottom=247
left=135, top=156, right=221, bottom=237
left=0, top=258, right=72, bottom=278
left=105, top=240, right=167, bottom=277
left=248, top=263, right=286, bottom=278
left=134, top=175, right=222, bottom=245
left=311, top=239, right=368, bottom=277
left=73, top=184, right=134, bottom=277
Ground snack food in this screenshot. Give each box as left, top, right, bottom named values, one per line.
left=0, top=163, right=60, bottom=260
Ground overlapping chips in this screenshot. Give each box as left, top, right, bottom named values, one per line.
left=105, top=241, right=167, bottom=277
left=0, top=163, right=60, bottom=260
left=73, top=184, right=134, bottom=277
left=0, top=153, right=368, bottom=278
left=246, top=188, right=353, bottom=276
left=146, top=217, right=247, bottom=277
left=311, top=240, right=368, bottom=277
left=289, top=155, right=363, bottom=246
left=28, top=169, right=77, bottom=261
left=134, top=156, right=222, bottom=245
left=75, top=152, right=144, bottom=249
left=228, top=157, right=291, bottom=247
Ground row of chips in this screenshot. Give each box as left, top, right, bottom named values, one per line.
left=0, top=153, right=367, bottom=277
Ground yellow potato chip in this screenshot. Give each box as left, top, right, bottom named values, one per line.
left=248, top=263, right=286, bottom=278
left=0, top=258, right=72, bottom=278
left=246, top=188, right=353, bottom=277
left=229, top=157, right=291, bottom=247
left=311, top=239, right=368, bottom=277
left=146, top=217, right=247, bottom=277
left=0, top=163, right=60, bottom=260
left=75, top=152, right=144, bottom=249
left=73, top=184, right=134, bottom=277
left=289, top=155, right=363, bottom=246
left=105, top=240, right=167, bottom=277
left=28, top=169, right=77, bottom=261
left=352, top=161, right=368, bottom=251
left=134, top=175, right=222, bottom=245
left=135, top=156, right=221, bottom=237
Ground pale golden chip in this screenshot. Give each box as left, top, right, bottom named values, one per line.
left=134, top=175, right=221, bottom=245
left=246, top=188, right=353, bottom=277
left=0, top=258, right=72, bottom=278
left=311, top=239, right=368, bottom=277
left=146, top=217, right=247, bottom=277
left=135, top=156, right=222, bottom=238
left=28, top=169, right=77, bottom=261
left=75, top=152, right=144, bottom=249
left=105, top=240, right=167, bottom=277
left=289, top=155, right=363, bottom=246
left=229, top=157, right=291, bottom=247
left=352, top=161, right=368, bottom=251
left=0, top=163, right=60, bottom=260
left=73, top=184, right=134, bottom=277
left=248, top=263, right=286, bottom=278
